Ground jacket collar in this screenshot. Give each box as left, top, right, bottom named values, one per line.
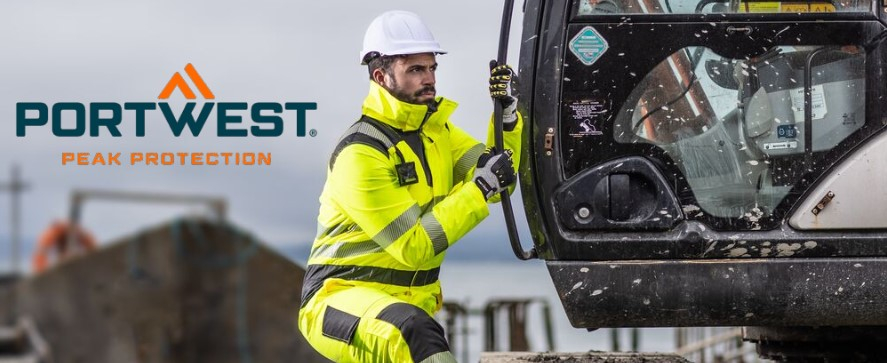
left=362, top=81, right=457, bottom=133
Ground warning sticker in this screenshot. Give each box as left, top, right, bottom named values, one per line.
left=568, top=100, right=606, bottom=136
left=743, top=2, right=780, bottom=12
left=782, top=3, right=836, bottom=11
left=776, top=124, right=798, bottom=139
left=790, top=84, right=827, bottom=121
left=738, top=1, right=835, bottom=13
left=738, top=2, right=836, bottom=12
left=569, top=26, right=608, bottom=66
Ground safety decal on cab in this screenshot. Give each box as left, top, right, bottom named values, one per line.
left=569, top=26, right=608, bottom=66
left=568, top=100, right=606, bottom=137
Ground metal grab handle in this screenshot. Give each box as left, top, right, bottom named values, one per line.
left=726, top=26, right=753, bottom=35
left=494, top=0, right=536, bottom=261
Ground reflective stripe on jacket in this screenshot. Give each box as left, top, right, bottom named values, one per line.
left=303, top=81, right=523, bottom=315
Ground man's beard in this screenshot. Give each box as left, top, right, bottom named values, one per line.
left=387, top=76, right=436, bottom=107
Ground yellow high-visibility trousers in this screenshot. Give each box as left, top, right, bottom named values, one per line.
left=299, top=285, right=457, bottom=363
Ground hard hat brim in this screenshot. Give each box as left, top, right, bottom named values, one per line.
left=360, top=10, right=447, bottom=65
left=360, top=48, right=447, bottom=65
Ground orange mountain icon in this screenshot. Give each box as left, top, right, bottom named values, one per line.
left=158, top=63, right=215, bottom=100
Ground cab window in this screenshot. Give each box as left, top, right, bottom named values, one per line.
left=613, top=46, right=866, bottom=219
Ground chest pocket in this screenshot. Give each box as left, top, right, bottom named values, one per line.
left=329, top=116, right=433, bottom=188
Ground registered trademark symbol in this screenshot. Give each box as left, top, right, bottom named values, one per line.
left=309, top=129, right=317, bottom=137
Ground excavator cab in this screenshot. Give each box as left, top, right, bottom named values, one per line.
left=516, top=0, right=887, bottom=359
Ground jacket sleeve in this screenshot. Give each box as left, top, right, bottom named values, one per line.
left=328, top=144, right=490, bottom=269
left=448, top=124, right=486, bottom=186
left=485, top=111, right=524, bottom=202
left=486, top=111, right=524, bottom=174
left=447, top=111, right=525, bottom=188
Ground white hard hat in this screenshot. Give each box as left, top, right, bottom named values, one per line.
left=360, top=10, right=447, bottom=65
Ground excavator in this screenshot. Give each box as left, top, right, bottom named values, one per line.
left=497, top=0, right=887, bottom=360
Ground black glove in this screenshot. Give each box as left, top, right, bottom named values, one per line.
left=489, top=61, right=518, bottom=127
left=474, top=147, right=516, bottom=200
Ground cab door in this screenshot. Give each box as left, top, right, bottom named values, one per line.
left=517, top=0, right=887, bottom=328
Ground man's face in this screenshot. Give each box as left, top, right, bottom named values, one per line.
left=382, top=53, right=438, bottom=106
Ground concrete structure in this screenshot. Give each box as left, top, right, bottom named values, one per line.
left=480, top=352, right=691, bottom=362
left=0, top=218, right=326, bottom=363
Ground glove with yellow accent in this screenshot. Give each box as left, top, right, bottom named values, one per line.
left=489, top=60, right=518, bottom=128
left=474, top=147, right=515, bottom=201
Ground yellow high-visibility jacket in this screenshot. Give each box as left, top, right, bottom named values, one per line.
left=301, top=81, right=523, bottom=316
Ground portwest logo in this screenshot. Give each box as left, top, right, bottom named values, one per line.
left=16, top=63, right=317, bottom=138
left=159, top=63, right=216, bottom=100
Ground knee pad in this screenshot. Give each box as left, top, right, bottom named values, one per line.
left=376, top=303, right=449, bottom=362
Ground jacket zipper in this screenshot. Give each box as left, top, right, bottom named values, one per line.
left=408, top=108, right=438, bottom=294
left=407, top=109, right=436, bottom=187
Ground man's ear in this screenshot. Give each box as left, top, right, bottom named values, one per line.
left=372, top=69, right=387, bottom=85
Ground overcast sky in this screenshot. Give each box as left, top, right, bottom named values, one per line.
left=0, top=0, right=532, bottom=265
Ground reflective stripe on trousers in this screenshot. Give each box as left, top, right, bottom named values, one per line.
left=301, top=264, right=440, bottom=307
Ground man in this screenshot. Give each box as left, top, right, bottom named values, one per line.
left=298, top=10, right=523, bottom=363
